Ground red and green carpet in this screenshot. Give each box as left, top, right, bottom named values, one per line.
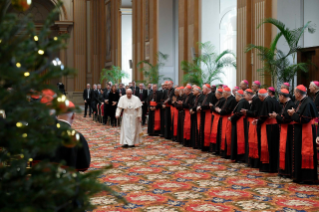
left=73, top=116, right=319, bottom=212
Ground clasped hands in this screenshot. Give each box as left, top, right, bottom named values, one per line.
left=287, top=108, right=295, bottom=116
left=214, top=107, right=221, bottom=113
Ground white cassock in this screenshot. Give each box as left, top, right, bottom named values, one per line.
left=116, top=95, right=143, bottom=145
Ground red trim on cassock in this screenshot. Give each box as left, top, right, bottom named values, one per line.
left=197, top=112, right=201, bottom=132
left=300, top=119, right=315, bottom=169
left=236, top=116, right=245, bottom=155
left=173, top=107, right=179, bottom=136
left=204, top=110, right=212, bottom=147
left=184, top=109, right=191, bottom=140
left=154, top=109, right=161, bottom=131
left=247, top=117, right=258, bottom=159
left=279, top=123, right=290, bottom=170
left=260, top=118, right=277, bottom=164
left=220, top=115, right=232, bottom=156
left=211, top=112, right=221, bottom=144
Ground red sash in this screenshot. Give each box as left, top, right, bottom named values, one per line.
left=211, top=112, right=221, bottom=144
left=300, top=119, right=315, bottom=169
left=154, top=109, right=161, bottom=131
left=173, top=107, right=179, bottom=136
left=197, top=112, right=201, bottom=132
left=220, top=115, right=232, bottom=156
left=204, top=110, right=212, bottom=147
left=279, top=122, right=294, bottom=170
left=236, top=116, right=246, bottom=155
left=183, top=109, right=191, bottom=140
left=260, top=118, right=277, bottom=164
left=247, top=117, right=258, bottom=159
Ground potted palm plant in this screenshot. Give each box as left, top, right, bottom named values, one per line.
left=137, top=52, right=172, bottom=86
left=246, top=18, right=316, bottom=91
left=100, top=66, right=129, bottom=84
left=182, top=42, right=236, bottom=86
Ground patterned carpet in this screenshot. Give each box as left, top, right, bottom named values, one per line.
left=73, top=116, right=319, bottom=212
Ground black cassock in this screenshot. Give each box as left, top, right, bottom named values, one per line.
left=183, top=93, right=194, bottom=147
left=230, top=98, right=250, bottom=162
left=246, top=95, right=263, bottom=168
left=311, top=91, right=319, bottom=113
left=53, top=121, right=91, bottom=171
left=291, top=97, right=318, bottom=183
left=271, top=96, right=282, bottom=113
left=159, top=90, right=166, bottom=136
left=148, top=91, right=162, bottom=136
left=219, top=95, right=237, bottom=158
left=163, top=88, right=175, bottom=139
left=199, top=92, right=214, bottom=151
left=311, top=91, right=319, bottom=163
left=171, top=95, right=178, bottom=141
left=191, top=94, right=204, bottom=149
left=176, top=95, right=185, bottom=143
left=210, top=97, right=226, bottom=154
left=257, top=96, right=280, bottom=173
left=276, top=100, right=295, bottom=178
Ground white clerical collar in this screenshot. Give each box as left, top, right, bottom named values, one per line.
left=57, top=119, right=72, bottom=127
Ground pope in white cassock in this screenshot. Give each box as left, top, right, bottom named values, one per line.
left=116, top=89, right=143, bottom=148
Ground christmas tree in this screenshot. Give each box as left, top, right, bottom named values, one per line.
left=0, top=0, right=125, bottom=211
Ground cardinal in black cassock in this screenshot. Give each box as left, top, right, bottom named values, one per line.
left=198, top=84, right=215, bottom=151
left=171, top=89, right=180, bottom=141
left=163, top=81, right=175, bottom=139
left=210, top=88, right=226, bottom=154
left=148, top=85, right=162, bottom=136
left=191, top=87, right=204, bottom=149
left=215, top=87, right=237, bottom=158
left=176, top=88, right=185, bottom=143
left=241, top=89, right=262, bottom=168
left=241, top=87, right=262, bottom=168
left=289, top=85, right=318, bottom=183
left=159, top=84, right=166, bottom=137
left=182, top=85, right=194, bottom=147
left=254, top=88, right=280, bottom=173
left=271, top=89, right=295, bottom=178
left=230, top=90, right=250, bottom=162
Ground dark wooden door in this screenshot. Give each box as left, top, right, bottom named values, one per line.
left=297, top=47, right=319, bottom=94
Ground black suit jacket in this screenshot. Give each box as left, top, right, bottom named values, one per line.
left=92, top=90, right=100, bottom=103
left=83, top=89, right=93, bottom=101
left=137, top=89, right=148, bottom=103
left=118, top=88, right=126, bottom=95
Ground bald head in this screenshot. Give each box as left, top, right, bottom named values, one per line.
left=126, top=88, right=132, bottom=99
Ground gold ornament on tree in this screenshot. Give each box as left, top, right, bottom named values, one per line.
left=11, top=0, right=32, bottom=12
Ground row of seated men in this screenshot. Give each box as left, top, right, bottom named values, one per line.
left=147, top=80, right=319, bottom=184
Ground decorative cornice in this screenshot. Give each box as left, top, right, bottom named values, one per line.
left=54, top=21, right=74, bottom=33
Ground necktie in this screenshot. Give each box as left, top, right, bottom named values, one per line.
left=88, top=89, right=90, bottom=99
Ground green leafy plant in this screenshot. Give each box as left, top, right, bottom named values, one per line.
left=247, top=18, right=316, bottom=90
left=100, top=65, right=129, bottom=84
left=275, top=50, right=311, bottom=90
left=0, top=1, right=126, bottom=211
left=246, top=33, right=283, bottom=87
left=137, top=52, right=172, bottom=85
left=182, top=42, right=236, bottom=86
